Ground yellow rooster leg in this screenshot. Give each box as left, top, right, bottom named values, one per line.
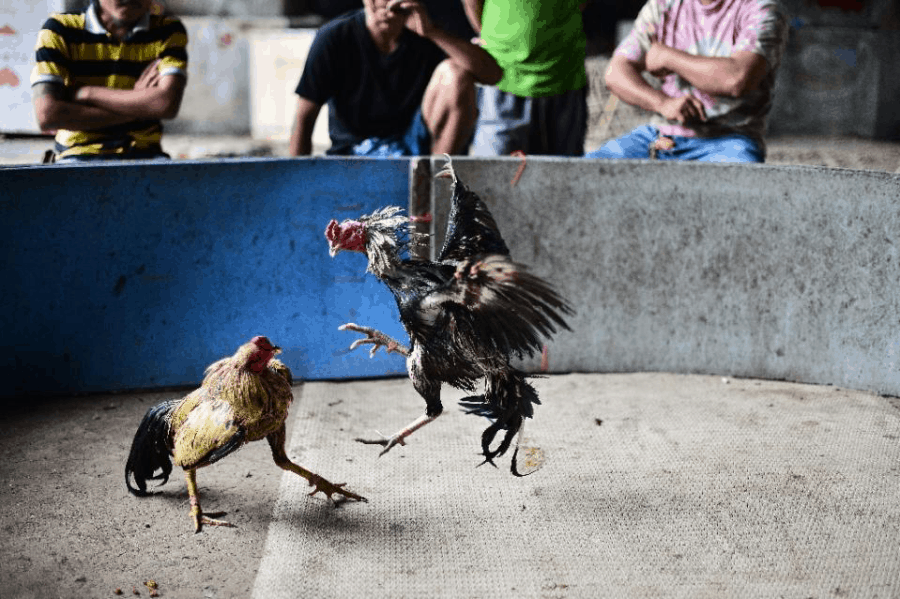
left=184, top=469, right=234, bottom=533
left=266, top=428, right=367, bottom=504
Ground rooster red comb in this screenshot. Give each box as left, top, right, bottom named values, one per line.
left=326, top=219, right=366, bottom=256
left=251, top=336, right=279, bottom=351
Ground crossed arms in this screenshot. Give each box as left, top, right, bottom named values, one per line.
left=32, top=59, right=186, bottom=131
left=606, top=42, right=768, bottom=124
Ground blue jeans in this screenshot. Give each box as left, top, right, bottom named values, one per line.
left=348, top=108, right=431, bottom=157
left=585, top=125, right=764, bottom=163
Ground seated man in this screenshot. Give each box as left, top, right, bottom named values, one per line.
left=289, top=0, right=501, bottom=157
left=31, top=0, right=187, bottom=162
left=585, top=0, right=787, bottom=162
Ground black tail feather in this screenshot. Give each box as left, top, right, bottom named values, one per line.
left=459, top=371, right=539, bottom=471
left=125, top=399, right=179, bottom=496
left=478, top=413, right=522, bottom=467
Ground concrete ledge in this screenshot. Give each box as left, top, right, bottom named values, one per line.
left=2, top=157, right=899, bottom=399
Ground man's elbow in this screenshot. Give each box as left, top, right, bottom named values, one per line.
left=721, top=74, right=752, bottom=98
left=33, top=99, right=62, bottom=131
left=142, top=94, right=180, bottom=120
left=603, top=56, right=634, bottom=93
left=159, top=100, right=181, bottom=120
left=481, top=68, right=502, bottom=86
left=471, top=54, right=502, bottom=85
left=722, top=61, right=766, bottom=97
left=603, top=66, right=628, bottom=100
left=154, top=78, right=185, bottom=120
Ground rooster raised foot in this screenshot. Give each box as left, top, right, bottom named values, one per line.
left=339, top=323, right=410, bottom=357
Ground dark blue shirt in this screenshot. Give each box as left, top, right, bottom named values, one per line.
left=295, top=10, right=446, bottom=155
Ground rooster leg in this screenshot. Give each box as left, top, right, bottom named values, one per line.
left=339, top=323, right=409, bottom=357
left=266, top=427, right=367, bottom=504
left=355, top=413, right=438, bottom=456
left=184, top=468, right=233, bottom=533
left=356, top=376, right=442, bottom=456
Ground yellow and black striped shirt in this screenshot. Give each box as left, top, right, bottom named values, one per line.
left=31, top=2, right=188, bottom=159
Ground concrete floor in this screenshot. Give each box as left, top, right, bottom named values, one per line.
left=2, top=373, right=899, bottom=599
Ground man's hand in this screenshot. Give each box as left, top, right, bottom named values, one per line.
left=133, top=59, right=162, bottom=91
left=388, top=0, right=434, bottom=38
left=658, top=94, right=707, bottom=124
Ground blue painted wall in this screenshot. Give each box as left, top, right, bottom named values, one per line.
left=1, top=158, right=409, bottom=397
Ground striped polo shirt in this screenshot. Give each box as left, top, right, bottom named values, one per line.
left=31, top=1, right=188, bottom=159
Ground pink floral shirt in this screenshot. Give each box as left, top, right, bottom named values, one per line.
left=616, top=0, right=787, bottom=145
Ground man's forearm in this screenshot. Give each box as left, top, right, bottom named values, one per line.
left=649, top=45, right=765, bottom=97
left=289, top=96, right=320, bottom=156
left=289, top=126, right=312, bottom=156
left=427, top=27, right=501, bottom=85
left=462, top=0, right=483, bottom=34
left=77, top=77, right=184, bottom=120
left=33, top=93, right=137, bottom=131
left=605, top=55, right=668, bottom=114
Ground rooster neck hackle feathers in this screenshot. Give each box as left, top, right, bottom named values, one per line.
left=356, top=206, right=427, bottom=278
left=200, top=351, right=292, bottom=427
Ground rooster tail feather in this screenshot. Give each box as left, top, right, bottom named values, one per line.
left=125, top=398, right=179, bottom=496
left=459, top=371, right=539, bottom=467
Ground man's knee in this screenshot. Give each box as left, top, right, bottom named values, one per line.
left=426, top=59, right=476, bottom=109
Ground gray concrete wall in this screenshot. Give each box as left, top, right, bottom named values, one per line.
left=419, top=157, right=900, bottom=397
left=769, top=27, right=900, bottom=139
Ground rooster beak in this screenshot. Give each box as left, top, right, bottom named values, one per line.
left=329, top=245, right=340, bottom=258
left=273, top=346, right=282, bottom=355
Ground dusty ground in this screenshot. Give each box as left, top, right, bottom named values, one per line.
left=0, top=386, right=289, bottom=599
left=2, top=374, right=899, bottom=599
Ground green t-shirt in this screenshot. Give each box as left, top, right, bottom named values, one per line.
left=479, top=0, right=587, bottom=97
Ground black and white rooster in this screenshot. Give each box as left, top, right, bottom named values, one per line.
left=325, top=157, right=572, bottom=474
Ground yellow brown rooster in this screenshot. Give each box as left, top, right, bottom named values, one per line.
left=125, top=336, right=366, bottom=532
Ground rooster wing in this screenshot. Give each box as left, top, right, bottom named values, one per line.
left=419, top=254, right=572, bottom=360
left=172, top=393, right=246, bottom=471
left=436, top=158, right=510, bottom=262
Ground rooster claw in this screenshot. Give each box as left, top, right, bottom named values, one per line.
left=307, top=474, right=367, bottom=504
left=191, top=509, right=235, bottom=533
left=340, top=323, right=409, bottom=357
left=355, top=434, right=407, bottom=456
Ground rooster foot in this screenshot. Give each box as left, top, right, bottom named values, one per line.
left=307, top=474, right=368, bottom=504
left=339, top=323, right=409, bottom=357
left=355, top=432, right=407, bottom=456
left=190, top=507, right=234, bottom=533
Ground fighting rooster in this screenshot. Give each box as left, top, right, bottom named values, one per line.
left=125, top=336, right=366, bottom=532
left=325, top=157, right=572, bottom=474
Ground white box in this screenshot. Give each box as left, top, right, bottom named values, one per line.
left=0, top=0, right=65, bottom=134
left=249, top=29, right=328, bottom=150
